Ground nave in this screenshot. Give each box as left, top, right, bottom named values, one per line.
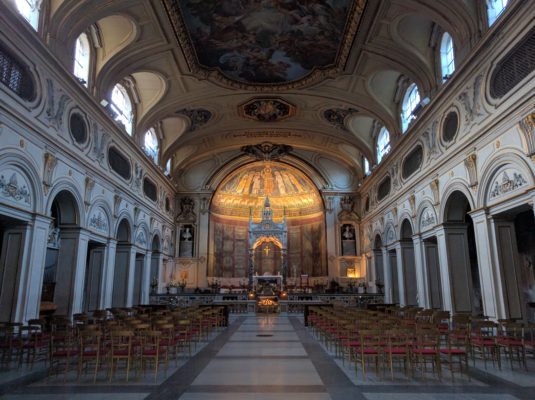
left=1, top=311, right=534, bottom=400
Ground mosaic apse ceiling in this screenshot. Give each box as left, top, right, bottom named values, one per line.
left=163, top=0, right=366, bottom=88
left=212, top=162, right=323, bottom=218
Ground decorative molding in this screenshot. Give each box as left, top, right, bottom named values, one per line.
left=91, top=125, right=109, bottom=166
left=176, top=108, right=212, bottom=131
left=113, top=194, right=122, bottom=217
left=133, top=162, right=143, bottom=191
left=489, top=169, right=528, bottom=200
left=423, top=120, right=442, bottom=162
left=0, top=171, right=31, bottom=205
left=464, top=153, right=478, bottom=189
left=518, top=112, right=535, bottom=159
left=84, top=177, right=95, bottom=210
left=42, top=152, right=57, bottom=195
left=457, top=74, right=484, bottom=129
left=390, top=162, right=400, bottom=191
left=430, top=178, right=440, bottom=205
left=409, top=194, right=416, bottom=218
left=241, top=142, right=293, bottom=161
left=239, top=98, right=295, bottom=122
left=45, top=79, right=70, bottom=130
left=176, top=197, right=196, bottom=222
left=323, top=107, right=358, bottom=131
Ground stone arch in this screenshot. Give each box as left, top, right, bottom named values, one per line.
left=399, top=217, right=414, bottom=240
left=373, top=232, right=383, bottom=250
left=439, top=179, right=474, bottom=224
left=116, top=218, right=132, bottom=243
left=477, top=150, right=534, bottom=208
left=46, top=180, right=85, bottom=227
left=151, top=232, right=161, bottom=253
left=0, top=149, right=43, bottom=214
left=114, top=211, right=134, bottom=242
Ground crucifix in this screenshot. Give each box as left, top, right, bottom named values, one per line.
left=263, top=244, right=270, bottom=256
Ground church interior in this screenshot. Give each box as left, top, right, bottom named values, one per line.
left=0, top=0, right=534, bottom=399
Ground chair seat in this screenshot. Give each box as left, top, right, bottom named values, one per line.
left=413, top=349, right=438, bottom=354
left=440, top=348, right=466, bottom=354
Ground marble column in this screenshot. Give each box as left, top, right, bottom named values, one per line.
left=102, top=238, right=117, bottom=309
left=412, top=234, right=428, bottom=308
left=141, top=250, right=152, bottom=304
left=470, top=210, right=502, bottom=319
left=126, top=246, right=137, bottom=306
left=435, top=226, right=453, bottom=312
left=394, top=242, right=406, bottom=305
left=54, top=228, right=89, bottom=316
left=197, top=209, right=209, bottom=288
left=382, top=247, right=392, bottom=303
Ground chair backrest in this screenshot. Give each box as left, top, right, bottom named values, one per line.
left=110, top=330, right=133, bottom=356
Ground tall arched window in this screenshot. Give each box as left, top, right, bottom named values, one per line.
left=15, top=0, right=40, bottom=30
left=164, top=159, right=172, bottom=176
left=363, top=157, right=371, bottom=176
left=110, top=84, right=133, bottom=135
left=487, top=0, right=508, bottom=26
left=440, top=32, right=455, bottom=82
left=401, top=83, right=420, bottom=133
left=377, top=128, right=391, bottom=163
left=143, top=128, right=159, bottom=164
left=73, top=33, right=90, bottom=87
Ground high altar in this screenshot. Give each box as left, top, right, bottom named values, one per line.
left=248, top=196, right=288, bottom=288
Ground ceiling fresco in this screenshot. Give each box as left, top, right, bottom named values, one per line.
left=211, top=162, right=323, bottom=218
left=164, top=0, right=366, bottom=87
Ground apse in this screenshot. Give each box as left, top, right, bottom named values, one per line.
left=208, top=161, right=327, bottom=282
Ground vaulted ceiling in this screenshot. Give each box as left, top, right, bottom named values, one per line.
left=44, top=0, right=481, bottom=192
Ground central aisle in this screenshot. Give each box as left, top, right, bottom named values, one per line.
left=178, top=315, right=334, bottom=400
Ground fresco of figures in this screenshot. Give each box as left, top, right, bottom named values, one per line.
left=178, top=0, right=353, bottom=84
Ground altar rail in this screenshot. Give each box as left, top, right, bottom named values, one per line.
left=149, top=293, right=384, bottom=313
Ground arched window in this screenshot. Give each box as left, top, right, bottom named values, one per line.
left=401, top=83, right=420, bottom=133
left=487, top=0, right=508, bottom=26
left=377, top=127, right=391, bottom=163
left=440, top=32, right=455, bottom=82
left=15, top=0, right=40, bottom=30
left=73, top=33, right=90, bottom=87
left=164, top=159, right=172, bottom=176
left=143, top=128, right=159, bottom=164
left=110, top=83, right=133, bottom=135
left=363, top=157, right=371, bottom=176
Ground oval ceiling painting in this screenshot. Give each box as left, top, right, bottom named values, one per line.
left=164, top=0, right=366, bottom=87
left=212, top=162, right=322, bottom=218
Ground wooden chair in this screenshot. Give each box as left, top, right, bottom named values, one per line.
left=109, top=330, right=134, bottom=382
left=470, top=321, right=500, bottom=370
left=139, top=330, right=167, bottom=382
left=440, top=329, right=469, bottom=380
left=355, top=329, right=384, bottom=379
left=49, top=330, right=78, bottom=381
left=384, top=329, right=411, bottom=380
left=78, top=330, right=104, bottom=383
left=411, top=329, right=442, bottom=380
left=497, top=322, right=527, bottom=370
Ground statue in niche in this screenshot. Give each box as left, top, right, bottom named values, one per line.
left=179, top=224, right=194, bottom=258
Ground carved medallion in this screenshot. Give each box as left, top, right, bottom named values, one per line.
left=239, top=98, right=295, bottom=122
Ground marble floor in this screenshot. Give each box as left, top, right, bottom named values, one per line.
left=0, top=315, right=534, bottom=400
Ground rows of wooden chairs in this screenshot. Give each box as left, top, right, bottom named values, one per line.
left=0, top=305, right=226, bottom=383
left=308, top=306, right=535, bottom=381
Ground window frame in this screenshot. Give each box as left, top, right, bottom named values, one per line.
left=73, top=32, right=91, bottom=87
left=110, top=83, right=134, bottom=135
left=15, top=0, right=40, bottom=30
left=400, top=83, right=420, bottom=133
left=143, top=128, right=159, bottom=165
left=487, top=0, right=508, bottom=27
left=440, top=32, right=455, bottom=82
left=376, top=127, right=391, bottom=164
